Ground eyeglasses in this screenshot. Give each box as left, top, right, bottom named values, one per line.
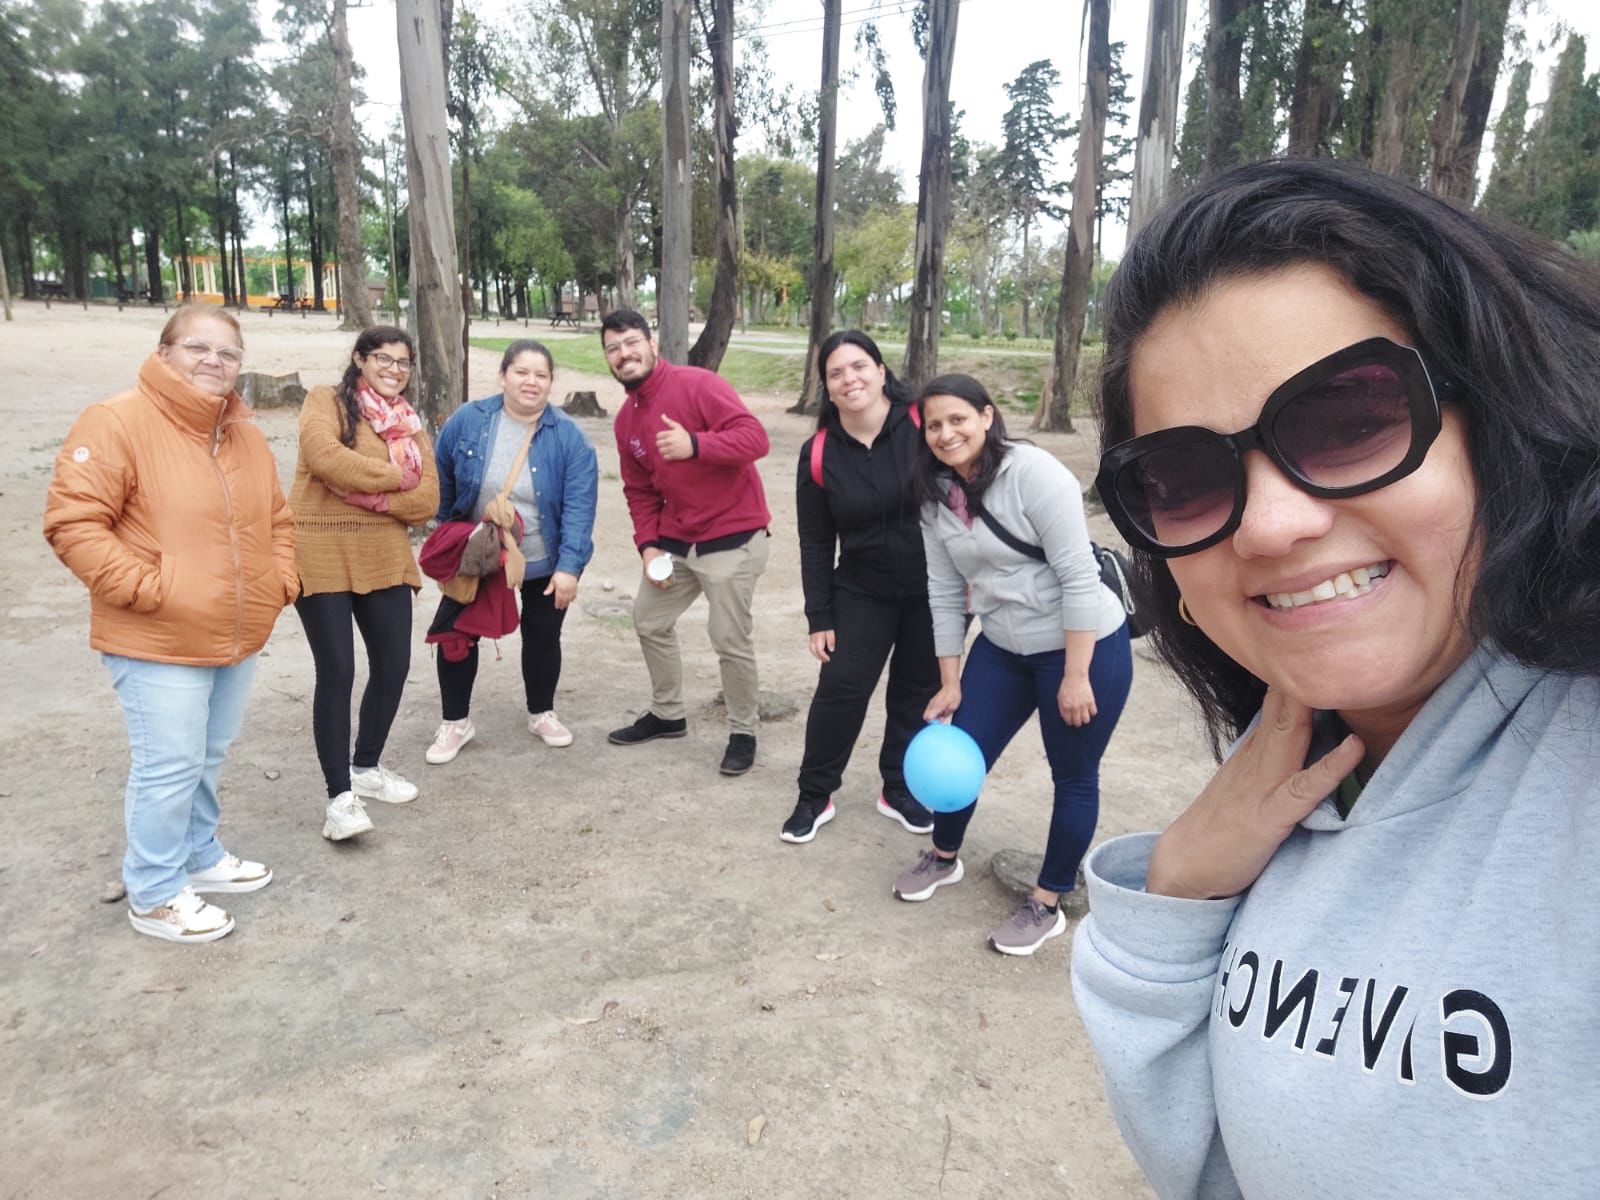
left=365, top=351, right=414, bottom=373
left=1096, top=337, right=1447, bottom=558
left=178, top=339, right=244, bottom=366
left=602, top=333, right=649, bottom=358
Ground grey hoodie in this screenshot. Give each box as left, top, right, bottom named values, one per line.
left=921, top=443, right=1125, bottom=657
left=1071, top=643, right=1600, bottom=1199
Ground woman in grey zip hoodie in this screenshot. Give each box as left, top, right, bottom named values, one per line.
left=891, top=373, right=1132, bottom=957
left=1072, top=159, right=1600, bottom=1198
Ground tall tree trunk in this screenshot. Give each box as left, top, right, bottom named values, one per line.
left=1428, top=0, right=1509, bottom=200
left=0, top=244, right=10, bottom=321
left=1036, top=0, right=1109, bottom=433
left=174, top=200, right=192, bottom=298
left=229, top=156, right=247, bottom=305
left=397, top=0, right=465, bottom=429
left=658, top=0, right=693, bottom=362
left=792, top=0, right=841, bottom=415
left=1019, top=217, right=1032, bottom=339
left=1129, top=0, right=1186, bottom=237
left=305, top=158, right=327, bottom=309
left=689, top=0, right=739, bottom=371
left=1286, top=0, right=1344, bottom=156
left=330, top=0, right=373, bottom=329
left=143, top=223, right=162, bottom=303
left=903, top=0, right=959, bottom=390
left=1372, top=32, right=1417, bottom=176
left=460, top=133, right=472, bottom=403
left=280, top=175, right=295, bottom=301
left=1204, top=0, right=1246, bottom=176
left=212, top=160, right=232, bottom=306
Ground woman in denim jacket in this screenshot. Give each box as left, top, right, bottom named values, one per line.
left=424, top=340, right=599, bottom=763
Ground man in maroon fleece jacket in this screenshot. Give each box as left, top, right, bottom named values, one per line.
left=602, top=310, right=771, bottom=776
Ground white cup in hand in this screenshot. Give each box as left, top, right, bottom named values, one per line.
left=645, top=555, right=674, bottom=583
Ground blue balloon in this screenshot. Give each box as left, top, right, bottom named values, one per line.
left=903, top=722, right=987, bottom=813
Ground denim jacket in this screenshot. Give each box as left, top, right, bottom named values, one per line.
left=434, top=395, right=598, bottom=578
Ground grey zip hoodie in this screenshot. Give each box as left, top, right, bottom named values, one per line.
left=921, top=443, right=1124, bottom=657
left=1071, top=643, right=1600, bottom=1199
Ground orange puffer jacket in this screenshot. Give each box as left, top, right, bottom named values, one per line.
left=43, top=353, right=298, bottom=666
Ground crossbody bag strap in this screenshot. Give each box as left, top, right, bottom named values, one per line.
left=495, top=417, right=539, bottom=503
left=974, top=505, right=1047, bottom=562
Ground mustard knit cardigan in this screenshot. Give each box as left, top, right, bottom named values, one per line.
left=289, top=385, right=441, bottom=596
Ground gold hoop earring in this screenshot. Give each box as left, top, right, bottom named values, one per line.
left=1178, top=597, right=1197, bottom=626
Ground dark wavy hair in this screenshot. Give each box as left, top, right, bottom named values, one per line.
left=1097, top=157, right=1600, bottom=756
left=336, top=325, right=415, bottom=448
left=499, top=339, right=554, bottom=374
left=913, top=373, right=1014, bottom=509
left=813, top=329, right=912, bottom=429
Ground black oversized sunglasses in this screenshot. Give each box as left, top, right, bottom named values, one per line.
left=1096, top=337, right=1448, bottom=558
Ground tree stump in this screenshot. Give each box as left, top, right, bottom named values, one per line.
left=562, top=390, right=607, bottom=418
left=238, top=371, right=308, bottom=410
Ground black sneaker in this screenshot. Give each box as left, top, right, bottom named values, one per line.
left=607, top=712, right=688, bottom=746
left=719, top=733, right=757, bottom=776
left=877, top=786, right=934, bottom=834
left=779, top=796, right=835, bottom=844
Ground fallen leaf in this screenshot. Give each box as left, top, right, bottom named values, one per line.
left=978, top=1011, right=989, bottom=1031
left=27, top=943, right=46, bottom=958
left=339, top=911, right=356, bottom=923
left=814, top=952, right=846, bottom=963
left=263, top=769, right=281, bottom=781
left=374, top=1007, right=405, bottom=1016
left=759, top=1001, right=775, bottom=1012
left=735, top=975, right=749, bottom=987
left=140, top=984, right=186, bottom=994
left=600, top=999, right=620, bottom=1018
left=746, top=1114, right=767, bottom=1146
left=822, top=897, right=836, bottom=912
left=977, top=1076, right=993, bottom=1090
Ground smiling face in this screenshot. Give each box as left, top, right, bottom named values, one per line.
left=823, top=343, right=888, bottom=418
left=158, top=313, right=244, bottom=397
left=1129, top=263, right=1478, bottom=746
left=602, top=328, right=658, bottom=386
left=501, top=348, right=553, bottom=419
left=922, top=392, right=995, bottom=480
left=357, top=341, right=414, bottom=401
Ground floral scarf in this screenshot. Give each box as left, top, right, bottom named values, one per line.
left=355, top=380, right=424, bottom=479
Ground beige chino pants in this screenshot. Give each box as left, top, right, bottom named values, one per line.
left=631, top=534, right=770, bottom=734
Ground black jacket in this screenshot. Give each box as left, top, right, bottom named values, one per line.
left=795, top=403, right=928, bottom=632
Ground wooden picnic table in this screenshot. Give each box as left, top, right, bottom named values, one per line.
left=548, top=309, right=580, bottom=329
left=38, top=281, right=68, bottom=300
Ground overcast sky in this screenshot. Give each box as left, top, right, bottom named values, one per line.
left=323, top=0, right=1600, bottom=257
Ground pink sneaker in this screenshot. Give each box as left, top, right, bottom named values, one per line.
left=426, top=718, right=476, bottom=764
left=528, top=710, right=574, bottom=748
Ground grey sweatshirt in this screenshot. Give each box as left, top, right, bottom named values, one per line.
left=1070, top=643, right=1600, bottom=1199
left=921, top=443, right=1125, bottom=657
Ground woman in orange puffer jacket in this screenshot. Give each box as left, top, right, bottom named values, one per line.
left=44, top=305, right=297, bottom=945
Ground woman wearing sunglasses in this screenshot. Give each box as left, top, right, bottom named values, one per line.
left=1072, top=158, right=1600, bottom=1197
left=290, top=326, right=439, bottom=841
left=44, top=305, right=298, bottom=943
left=894, top=373, right=1133, bottom=956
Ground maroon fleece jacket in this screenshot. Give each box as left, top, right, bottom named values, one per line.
left=613, top=359, right=771, bottom=551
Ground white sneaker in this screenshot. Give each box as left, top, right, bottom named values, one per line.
left=350, top=763, right=419, bottom=804
left=426, top=718, right=476, bottom=764
left=528, top=710, right=574, bottom=748
left=129, top=887, right=234, bottom=944
left=322, top=791, right=374, bottom=841
left=188, top=853, right=273, bottom=894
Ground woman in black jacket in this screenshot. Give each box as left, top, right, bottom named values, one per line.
left=784, top=331, right=941, bottom=843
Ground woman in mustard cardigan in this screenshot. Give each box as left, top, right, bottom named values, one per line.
left=290, top=326, right=439, bottom=842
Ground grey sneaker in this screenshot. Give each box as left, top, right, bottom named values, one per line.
left=892, top=850, right=964, bottom=902
left=989, top=898, right=1068, bottom=956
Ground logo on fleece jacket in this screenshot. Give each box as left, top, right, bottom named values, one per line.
left=1213, top=942, right=1511, bottom=1099
left=629, top=435, right=648, bottom=461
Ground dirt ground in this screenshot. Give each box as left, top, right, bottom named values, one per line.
left=0, top=303, right=1214, bottom=1199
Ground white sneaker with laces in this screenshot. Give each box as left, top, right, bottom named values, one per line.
left=350, top=763, right=419, bottom=804
left=322, top=790, right=374, bottom=841
left=426, top=718, right=476, bottom=764
left=128, top=886, right=234, bottom=944
left=528, top=710, right=574, bottom=747
left=188, top=853, right=273, bottom=894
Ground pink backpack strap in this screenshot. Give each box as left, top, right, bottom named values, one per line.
left=909, top=404, right=922, bottom=428
left=809, top=428, right=827, bottom=488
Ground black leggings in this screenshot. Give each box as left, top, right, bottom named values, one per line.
left=437, top=575, right=569, bottom=719
left=295, top=585, right=414, bottom=799
left=796, top=588, right=940, bottom=803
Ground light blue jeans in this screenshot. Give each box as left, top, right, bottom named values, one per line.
left=104, top=654, right=258, bottom=910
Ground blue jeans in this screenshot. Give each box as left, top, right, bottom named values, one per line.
left=933, top=627, right=1132, bottom=893
left=104, top=654, right=258, bottom=910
